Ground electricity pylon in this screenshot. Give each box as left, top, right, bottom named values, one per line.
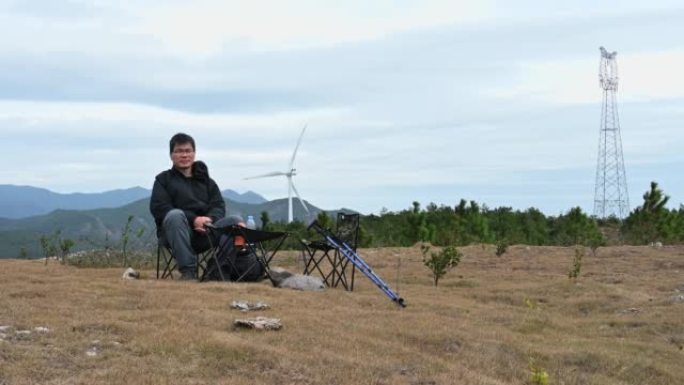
left=593, top=46, right=629, bottom=219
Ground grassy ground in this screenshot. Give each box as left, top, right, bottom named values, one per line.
left=1, top=244, right=683, bottom=384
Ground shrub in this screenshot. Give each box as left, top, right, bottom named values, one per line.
left=496, top=239, right=508, bottom=257
left=422, top=245, right=462, bottom=286
left=568, top=247, right=584, bottom=281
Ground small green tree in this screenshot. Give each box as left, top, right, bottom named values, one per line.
left=119, top=215, right=146, bottom=267
left=121, top=215, right=134, bottom=267
left=495, top=239, right=508, bottom=257
left=422, top=245, right=462, bottom=286
left=59, top=238, right=75, bottom=264
left=588, top=231, right=604, bottom=256
left=39, top=235, right=57, bottom=265
left=528, top=357, right=550, bottom=385
left=18, top=247, right=29, bottom=259
left=316, top=211, right=332, bottom=230
left=622, top=181, right=676, bottom=244
left=260, top=211, right=270, bottom=231
left=568, top=247, right=584, bottom=281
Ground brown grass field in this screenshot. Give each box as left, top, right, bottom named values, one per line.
left=1, top=244, right=684, bottom=385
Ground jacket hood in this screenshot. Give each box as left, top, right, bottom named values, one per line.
left=192, top=161, right=210, bottom=181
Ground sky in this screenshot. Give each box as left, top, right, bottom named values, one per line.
left=1, top=0, right=683, bottom=216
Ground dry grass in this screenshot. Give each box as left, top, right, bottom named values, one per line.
left=1, top=245, right=684, bottom=385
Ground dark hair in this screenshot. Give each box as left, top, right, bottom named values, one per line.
left=169, top=133, right=195, bottom=154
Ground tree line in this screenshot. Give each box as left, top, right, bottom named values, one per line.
left=265, top=181, right=684, bottom=249
left=29, top=181, right=684, bottom=260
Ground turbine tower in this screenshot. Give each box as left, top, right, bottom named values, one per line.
left=244, top=125, right=310, bottom=223
left=593, top=46, right=629, bottom=219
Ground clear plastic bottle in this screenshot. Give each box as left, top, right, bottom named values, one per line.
left=246, top=215, right=256, bottom=230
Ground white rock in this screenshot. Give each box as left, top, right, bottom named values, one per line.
left=231, top=301, right=270, bottom=312
left=86, top=347, right=98, bottom=357
left=16, top=330, right=31, bottom=336
left=269, top=268, right=325, bottom=291
left=0, top=326, right=10, bottom=332
left=234, top=316, right=282, bottom=330
left=122, top=267, right=140, bottom=280
left=279, top=274, right=325, bottom=291
left=34, top=326, right=49, bottom=333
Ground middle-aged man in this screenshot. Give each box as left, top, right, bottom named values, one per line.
left=149, top=132, right=243, bottom=280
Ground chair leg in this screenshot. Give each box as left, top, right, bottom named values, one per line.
left=157, top=245, right=177, bottom=279
left=156, top=245, right=161, bottom=279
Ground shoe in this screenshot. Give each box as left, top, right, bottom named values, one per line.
left=178, top=270, right=197, bottom=281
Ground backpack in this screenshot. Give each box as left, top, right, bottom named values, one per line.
left=204, top=246, right=265, bottom=282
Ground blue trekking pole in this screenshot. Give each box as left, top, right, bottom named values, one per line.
left=308, top=221, right=406, bottom=307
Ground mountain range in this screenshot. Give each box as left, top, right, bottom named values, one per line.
left=0, top=185, right=348, bottom=258
left=0, top=185, right=268, bottom=219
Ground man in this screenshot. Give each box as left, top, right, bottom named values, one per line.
left=150, top=133, right=242, bottom=280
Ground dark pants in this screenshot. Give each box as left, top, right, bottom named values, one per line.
left=161, top=209, right=243, bottom=274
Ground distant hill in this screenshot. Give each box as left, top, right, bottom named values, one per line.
left=0, top=185, right=268, bottom=219
left=221, top=189, right=268, bottom=204
left=0, top=185, right=150, bottom=219
left=0, top=196, right=352, bottom=258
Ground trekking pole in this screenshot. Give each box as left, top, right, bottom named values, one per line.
left=308, top=221, right=406, bottom=307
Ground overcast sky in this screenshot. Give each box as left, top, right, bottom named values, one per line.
left=1, top=0, right=683, bottom=215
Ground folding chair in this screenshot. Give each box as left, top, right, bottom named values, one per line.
left=156, top=233, right=214, bottom=280
left=200, top=225, right=288, bottom=283
left=301, top=213, right=359, bottom=290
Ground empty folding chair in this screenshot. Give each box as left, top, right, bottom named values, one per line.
left=300, top=213, right=360, bottom=290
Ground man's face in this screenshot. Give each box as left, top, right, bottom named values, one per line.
left=171, top=143, right=195, bottom=170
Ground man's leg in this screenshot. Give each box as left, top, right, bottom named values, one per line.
left=162, top=209, right=197, bottom=278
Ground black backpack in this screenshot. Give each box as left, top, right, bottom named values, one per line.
left=204, top=247, right=264, bottom=282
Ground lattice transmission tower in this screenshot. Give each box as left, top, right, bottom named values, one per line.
left=593, top=46, right=629, bottom=219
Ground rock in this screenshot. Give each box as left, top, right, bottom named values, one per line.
left=0, top=326, right=10, bottom=332
left=34, top=326, right=49, bottom=333
left=673, top=295, right=684, bottom=304
left=86, top=346, right=98, bottom=357
left=122, top=267, right=140, bottom=280
left=231, top=300, right=269, bottom=312
left=234, top=316, right=282, bottom=330
left=279, top=274, right=325, bottom=291
left=270, top=268, right=324, bottom=291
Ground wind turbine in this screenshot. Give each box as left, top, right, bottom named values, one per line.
left=244, top=125, right=310, bottom=223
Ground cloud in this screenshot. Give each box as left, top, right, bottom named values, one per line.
left=1, top=2, right=683, bottom=214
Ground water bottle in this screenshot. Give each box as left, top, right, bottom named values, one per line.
left=246, top=215, right=256, bottom=230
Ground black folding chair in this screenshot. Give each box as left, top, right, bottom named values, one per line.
left=156, top=233, right=214, bottom=280
left=200, top=225, right=288, bottom=283
left=301, top=213, right=359, bottom=290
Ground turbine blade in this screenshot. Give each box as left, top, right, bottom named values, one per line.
left=289, top=123, right=307, bottom=169
left=243, top=171, right=287, bottom=180
left=290, top=180, right=310, bottom=213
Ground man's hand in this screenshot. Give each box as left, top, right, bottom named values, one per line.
left=193, top=216, right=213, bottom=233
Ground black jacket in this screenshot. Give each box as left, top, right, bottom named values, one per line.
left=149, top=161, right=226, bottom=231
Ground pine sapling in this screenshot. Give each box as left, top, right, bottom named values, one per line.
left=568, top=247, right=584, bottom=281
left=496, top=239, right=508, bottom=257
left=423, top=245, right=462, bottom=286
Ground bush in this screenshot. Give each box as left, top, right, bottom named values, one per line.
left=496, top=239, right=508, bottom=257
left=422, top=245, right=462, bottom=286
left=568, top=247, right=584, bottom=281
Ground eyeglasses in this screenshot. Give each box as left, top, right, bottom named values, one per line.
left=172, top=149, right=195, bottom=155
